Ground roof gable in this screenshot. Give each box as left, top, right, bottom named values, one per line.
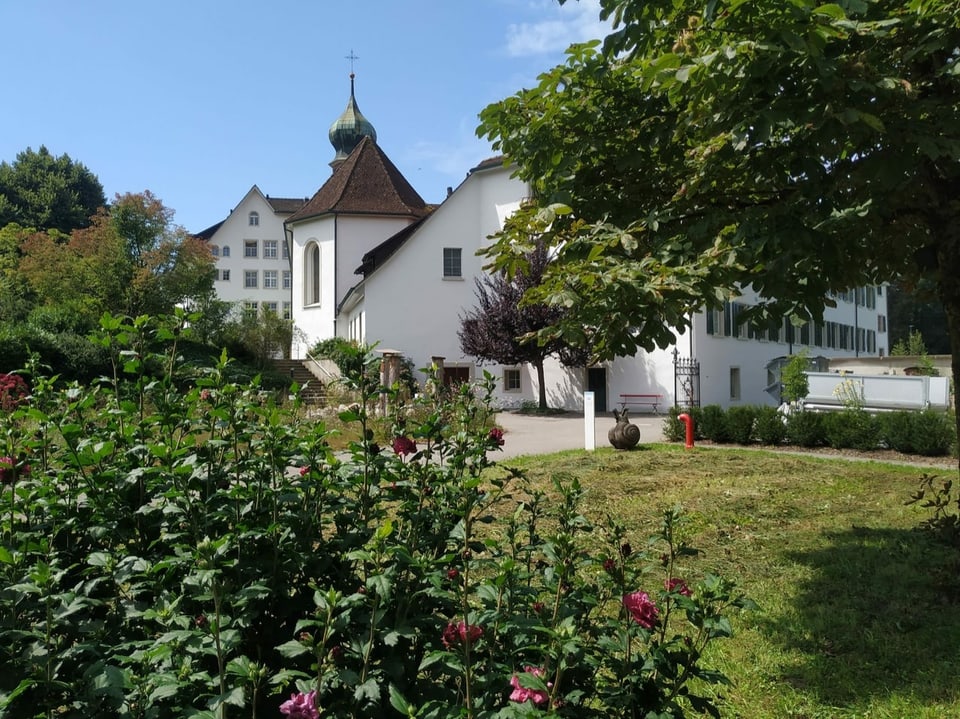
left=286, top=137, right=427, bottom=223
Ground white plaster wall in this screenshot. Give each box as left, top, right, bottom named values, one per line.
left=207, top=187, right=292, bottom=312
left=289, top=215, right=336, bottom=357
left=361, top=165, right=529, bottom=386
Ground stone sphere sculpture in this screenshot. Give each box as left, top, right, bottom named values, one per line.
left=608, top=408, right=642, bottom=450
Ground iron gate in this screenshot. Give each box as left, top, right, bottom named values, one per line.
left=673, top=355, right=700, bottom=409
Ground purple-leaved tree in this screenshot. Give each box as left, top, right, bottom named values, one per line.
left=459, top=240, right=588, bottom=410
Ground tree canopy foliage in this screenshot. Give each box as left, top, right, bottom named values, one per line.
left=478, top=0, right=959, bottom=457
left=459, top=240, right=588, bottom=409
left=16, top=191, right=215, bottom=321
left=0, top=146, right=106, bottom=233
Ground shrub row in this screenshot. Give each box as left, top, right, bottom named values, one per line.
left=666, top=404, right=957, bottom=457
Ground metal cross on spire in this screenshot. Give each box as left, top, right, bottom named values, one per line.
left=345, top=50, right=359, bottom=76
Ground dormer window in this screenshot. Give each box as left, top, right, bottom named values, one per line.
left=249, top=211, right=259, bottom=226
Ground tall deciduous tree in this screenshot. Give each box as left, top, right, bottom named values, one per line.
left=0, top=146, right=105, bottom=233
left=19, top=192, right=214, bottom=320
left=459, top=240, right=588, bottom=409
left=478, top=0, right=960, bottom=464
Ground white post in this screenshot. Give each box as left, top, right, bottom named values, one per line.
left=583, top=391, right=596, bottom=451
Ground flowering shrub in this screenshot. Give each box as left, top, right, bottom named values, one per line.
left=0, top=372, right=28, bottom=412
left=0, top=312, right=751, bottom=719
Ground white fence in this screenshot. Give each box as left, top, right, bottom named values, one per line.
left=801, top=372, right=951, bottom=413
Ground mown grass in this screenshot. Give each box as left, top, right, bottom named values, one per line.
left=498, top=445, right=960, bottom=719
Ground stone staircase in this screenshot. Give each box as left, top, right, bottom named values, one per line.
left=271, top=359, right=327, bottom=405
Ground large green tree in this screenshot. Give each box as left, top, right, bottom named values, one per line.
left=0, top=146, right=106, bottom=233
left=19, top=191, right=214, bottom=320
left=478, top=0, right=960, bottom=460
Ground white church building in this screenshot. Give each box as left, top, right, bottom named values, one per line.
left=197, top=75, right=890, bottom=412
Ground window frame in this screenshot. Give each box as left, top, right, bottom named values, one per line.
left=263, top=240, right=278, bottom=259
left=503, top=368, right=522, bottom=392
left=244, top=270, right=258, bottom=289
left=244, top=240, right=258, bottom=258
left=249, top=211, right=259, bottom=226
left=442, top=247, right=462, bottom=279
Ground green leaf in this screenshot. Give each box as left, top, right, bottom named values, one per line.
left=389, top=684, right=416, bottom=717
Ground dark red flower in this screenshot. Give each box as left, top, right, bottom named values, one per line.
left=603, top=558, right=617, bottom=574
left=392, top=436, right=417, bottom=456
left=623, top=591, right=659, bottom=629
left=620, top=542, right=633, bottom=557
left=299, top=465, right=310, bottom=477
left=488, top=427, right=505, bottom=447
left=441, top=620, right=483, bottom=648
left=447, top=568, right=460, bottom=580
left=665, top=578, right=693, bottom=597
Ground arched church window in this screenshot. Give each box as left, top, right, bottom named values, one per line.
left=305, top=243, right=321, bottom=305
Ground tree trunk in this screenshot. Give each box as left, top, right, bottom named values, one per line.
left=935, top=216, right=960, bottom=477
left=535, top=359, right=548, bottom=410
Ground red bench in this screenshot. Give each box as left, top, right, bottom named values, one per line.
left=619, top=394, right=663, bottom=414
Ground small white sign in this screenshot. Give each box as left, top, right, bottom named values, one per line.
left=584, top=391, right=596, bottom=451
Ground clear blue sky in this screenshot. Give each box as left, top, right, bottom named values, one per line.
left=1, top=0, right=610, bottom=233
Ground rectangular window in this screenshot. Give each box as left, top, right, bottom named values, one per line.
left=243, top=301, right=258, bottom=317
left=282, top=241, right=289, bottom=260
left=249, top=212, right=259, bottom=226
left=729, top=367, right=741, bottom=402
left=244, top=240, right=258, bottom=258
left=219, top=269, right=231, bottom=282
left=503, top=368, right=521, bottom=392
left=211, top=246, right=220, bottom=257
left=264, top=270, right=278, bottom=289
left=244, top=270, right=258, bottom=288
left=282, top=270, right=292, bottom=289
left=222, top=246, right=231, bottom=257
left=263, top=240, right=278, bottom=259
left=282, top=302, right=292, bottom=320
left=263, top=301, right=278, bottom=314
left=442, top=247, right=462, bottom=278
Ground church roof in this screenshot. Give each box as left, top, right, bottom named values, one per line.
left=286, top=136, right=428, bottom=223
left=266, top=196, right=308, bottom=214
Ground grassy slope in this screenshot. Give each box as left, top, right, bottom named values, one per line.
left=501, top=444, right=960, bottom=719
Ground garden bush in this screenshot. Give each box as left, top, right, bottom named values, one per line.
left=821, top=409, right=881, bottom=451
left=877, top=411, right=915, bottom=454
left=753, top=406, right=787, bottom=446
left=725, top=406, right=757, bottom=445
left=0, top=313, right=751, bottom=719
left=909, top=408, right=956, bottom=457
left=698, top=404, right=730, bottom=443
left=785, top=410, right=826, bottom=448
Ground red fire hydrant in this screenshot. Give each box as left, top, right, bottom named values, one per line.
left=677, top=413, right=695, bottom=449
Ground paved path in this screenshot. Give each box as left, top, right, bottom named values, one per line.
left=492, top=411, right=668, bottom=459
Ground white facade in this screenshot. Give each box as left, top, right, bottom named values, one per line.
left=289, top=214, right=418, bottom=355
left=340, top=161, right=526, bottom=397
left=199, top=186, right=302, bottom=319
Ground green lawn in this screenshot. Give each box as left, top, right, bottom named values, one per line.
left=501, top=444, right=960, bottom=719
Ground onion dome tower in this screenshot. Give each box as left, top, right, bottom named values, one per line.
left=329, top=73, right=377, bottom=169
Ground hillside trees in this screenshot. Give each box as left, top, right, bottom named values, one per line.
left=0, top=146, right=106, bottom=232
left=459, top=239, right=588, bottom=409
left=478, top=0, right=960, bottom=464
left=18, top=191, right=215, bottom=321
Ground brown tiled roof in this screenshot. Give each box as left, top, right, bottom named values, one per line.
left=469, top=155, right=507, bottom=174
left=266, top=196, right=307, bottom=214
left=286, top=137, right=427, bottom=224
left=192, top=221, right=224, bottom=240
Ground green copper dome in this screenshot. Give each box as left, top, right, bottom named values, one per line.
left=329, top=74, right=377, bottom=167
